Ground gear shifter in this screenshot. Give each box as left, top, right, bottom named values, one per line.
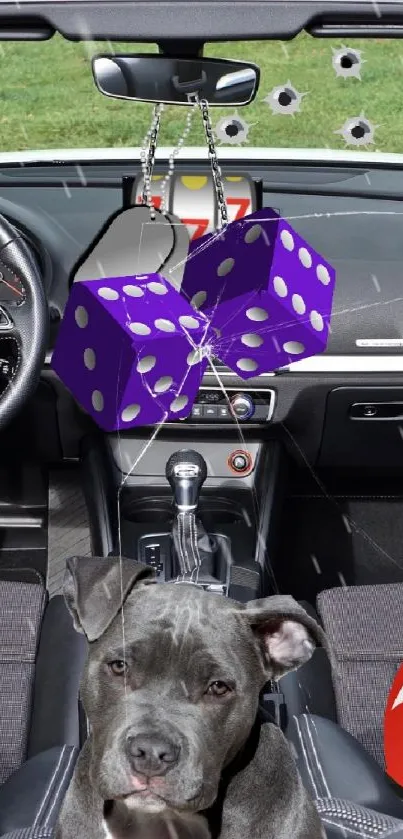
left=165, top=449, right=207, bottom=513
left=165, top=450, right=226, bottom=591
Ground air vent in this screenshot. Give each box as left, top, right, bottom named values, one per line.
left=307, top=14, right=403, bottom=38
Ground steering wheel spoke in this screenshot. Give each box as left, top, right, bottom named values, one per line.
left=0, top=305, right=16, bottom=333
left=1, top=297, right=32, bottom=340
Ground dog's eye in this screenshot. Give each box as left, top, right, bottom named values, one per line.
left=205, top=681, right=231, bottom=697
left=108, top=660, right=128, bottom=676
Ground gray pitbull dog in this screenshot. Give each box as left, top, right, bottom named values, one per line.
left=55, top=556, right=327, bottom=839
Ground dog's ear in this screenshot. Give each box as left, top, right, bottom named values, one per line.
left=63, top=555, right=156, bottom=642
left=243, top=594, right=327, bottom=679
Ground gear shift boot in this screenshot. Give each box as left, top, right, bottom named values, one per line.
left=172, top=513, right=215, bottom=576
left=137, top=529, right=231, bottom=593
left=165, top=449, right=232, bottom=594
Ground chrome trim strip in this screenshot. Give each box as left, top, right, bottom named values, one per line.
left=285, top=355, right=403, bottom=373
left=204, top=369, right=276, bottom=378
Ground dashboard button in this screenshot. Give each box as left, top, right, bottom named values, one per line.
left=230, top=393, right=255, bottom=420
left=203, top=405, right=218, bottom=419
left=218, top=405, right=231, bottom=419
left=233, top=454, right=247, bottom=470
left=191, top=405, right=202, bottom=418
left=228, top=449, right=253, bottom=474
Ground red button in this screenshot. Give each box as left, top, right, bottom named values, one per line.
left=227, top=450, right=252, bottom=474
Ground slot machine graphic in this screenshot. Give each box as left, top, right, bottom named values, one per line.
left=127, top=171, right=260, bottom=240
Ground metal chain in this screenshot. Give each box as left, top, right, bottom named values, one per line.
left=160, top=101, right=198, bottom=215
left=139, top=103, right=165, bottom=220
left=139, top=96, right=228, bottom=231
left=195, top=96, right=228, bottom=229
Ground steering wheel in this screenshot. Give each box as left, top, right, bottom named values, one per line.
left=0, top=215, right=48, bottom=431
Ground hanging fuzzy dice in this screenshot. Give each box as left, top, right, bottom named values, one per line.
left=181, top=207, right=336, bottom=377
left=51, top=273, right=213, bottom=431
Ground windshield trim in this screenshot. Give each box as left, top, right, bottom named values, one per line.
left=1, top=146, right=403, bottom=167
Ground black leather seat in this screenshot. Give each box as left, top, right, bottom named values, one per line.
left=0, top=572, right=87, bottom=835
left=279, top=586, right=403, bottom=838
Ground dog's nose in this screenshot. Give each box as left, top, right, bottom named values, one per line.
left=125, top=732, right=180, bottom=777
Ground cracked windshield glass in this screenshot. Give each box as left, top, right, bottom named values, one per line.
left=3, top=29, right=403, bottom=831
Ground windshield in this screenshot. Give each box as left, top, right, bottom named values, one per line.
left=1, top=34, right=398, bottom=153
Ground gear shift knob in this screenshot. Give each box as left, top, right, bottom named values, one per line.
left=165, top=450, right=208, bottom=513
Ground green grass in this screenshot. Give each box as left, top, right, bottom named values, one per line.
left=1, top=32, right=403, bottom=152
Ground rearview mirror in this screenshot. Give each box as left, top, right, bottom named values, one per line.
left=91, top=54, right=260, bottom=106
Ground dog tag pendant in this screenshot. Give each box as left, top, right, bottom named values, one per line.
left=71, top=204, right=189, bottom=290
left=72, top=103, right=191, bottom=290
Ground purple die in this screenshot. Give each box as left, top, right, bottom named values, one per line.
left=52, top=273, right=212, bottom=430
left=181, top=208, right=336, bottom=375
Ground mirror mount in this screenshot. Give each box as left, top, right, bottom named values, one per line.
left=172, top=71, right=207, bottom=96
left=157, top=40, right=205, bottom=59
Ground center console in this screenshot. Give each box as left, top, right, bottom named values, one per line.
left=80, top=369, right=285, bottom=603
left=81, top=426, right=287, bottom=603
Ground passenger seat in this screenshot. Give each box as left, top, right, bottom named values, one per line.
left=279, top=583, right=403, bottom=837
left=0, top=569, right=87, bottom=835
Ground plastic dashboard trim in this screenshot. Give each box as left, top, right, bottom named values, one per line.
left=0, top=1, right=401, bottom=42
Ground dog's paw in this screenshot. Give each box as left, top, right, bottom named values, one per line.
left=103, top=801, right=211, bottom=839
left=268, top=620, right=315, bottom=670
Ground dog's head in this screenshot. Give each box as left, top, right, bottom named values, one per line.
left=65, top=557, right=325, bottom=814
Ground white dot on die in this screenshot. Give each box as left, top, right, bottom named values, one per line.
left=179, top=316, right=200, bottom=330
left=98, top=287, right=119, bottom=301
left=75, top=306, right=88, bottom=328
left=121, top=404, right=141, bottom=422
left=136, top=355, right=157, bottom=374
left=244, top=224, right=262, bottom=244
left=299, top=248, right=312, bottom=268
left=217, top=257, right=235, bottom=277
left=92, top=390, right=104, bottom=412
left=246, top=307, right=269, bottom=322
left=292, top=294, right=306, bottom=315
left=83, top=348, right=96, bottom=370
left=280, top=230, right=294, bottom=251
left=241, top=333, right=263, bottom=348
left=155, top=318, right=175, bottom=332
left=170, top=395, right=189, bottom=413
left=283, top=341, right=305, bottom=355
left=317, top=264, right=331, bottom=285
left=236, top=358, right=259, bottom=372
left=191, top=291, right=207, bottom=309
left=129, top=322, right=151, bottom=336
left=154, top=376, right=173, bottom=393
left=147, top=281, right=168, bottom=295
left=187, top=349, right=202, bottom=366
left=123, top=284, right=144, bottom=297
left=273, top=276, right=288, bottom=298
left=310, top=310, right=324, bottom=332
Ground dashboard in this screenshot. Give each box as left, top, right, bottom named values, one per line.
left=1, top=153, right=403, bottom=470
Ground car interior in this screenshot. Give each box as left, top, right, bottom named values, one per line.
left=0, top=1, right=403, bottom=837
